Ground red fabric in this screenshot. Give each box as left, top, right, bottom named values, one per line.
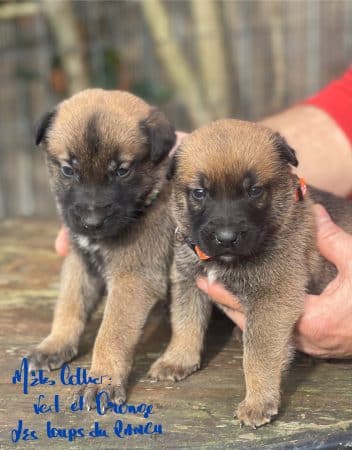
left=303, top=67, right=352, bottom=143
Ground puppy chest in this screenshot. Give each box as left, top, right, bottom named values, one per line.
left=84, top=250, right=105, bottom=278
left=205, top=266, right=250, bottom=301
left=76, top=236, right=106, bottom=278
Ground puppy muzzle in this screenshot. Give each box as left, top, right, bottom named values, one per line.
left=198, top=223, right=260, bottom=258
left=214, top=228, right=247, bottom=246
left=67, top=204, right=117, bottom=236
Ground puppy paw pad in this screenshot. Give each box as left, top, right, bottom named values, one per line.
left=78, top=383, right=126, bottom=412
left=27, top=346, right=77, bottom=371
left=148, top=359, right=200, bottom=382
left=235, top=400, right=278, bottom=429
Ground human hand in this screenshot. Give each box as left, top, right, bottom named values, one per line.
left=294, top=204, right=352, bottom=358
left=55, top=225, right=69, bottom=257
left=196, top=204, right=352, bottom=359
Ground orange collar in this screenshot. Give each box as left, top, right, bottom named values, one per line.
left=194, top=245, right=211, bottom=261
left=175, top=227, right=212, bottom=261
left=295, top=177, right=307, bottom=202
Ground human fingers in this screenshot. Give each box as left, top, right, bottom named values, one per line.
left=55, top=226, right=70, bottom=257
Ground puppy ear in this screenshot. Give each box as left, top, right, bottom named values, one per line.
left=140, top=109, right=176, bottom=163
left=35, top=109, right=57, bottom=146
left=273, top=132, right=298, bottom=167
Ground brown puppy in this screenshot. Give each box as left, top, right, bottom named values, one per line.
left=149, top=119, right=352, bottom=428
left=29, top=88, right=176, bottom=408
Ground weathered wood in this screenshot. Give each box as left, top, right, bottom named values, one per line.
left=1, top=1, right=352, bottom=217
left=0, top=219, right=351, bottom=449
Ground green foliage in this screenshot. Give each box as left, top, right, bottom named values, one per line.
left=89, top=46, right=173, bottom=105
left=131, top=79, right=173, bottom=106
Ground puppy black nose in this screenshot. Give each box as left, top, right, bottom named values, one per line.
left=81, top=212, right=104, bottom=230
left=215, top=228, right=239, bottom=245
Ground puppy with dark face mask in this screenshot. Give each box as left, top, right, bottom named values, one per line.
left=29, top=88, right=176, bottom=408
left=149, top=119, right=352, bottom=428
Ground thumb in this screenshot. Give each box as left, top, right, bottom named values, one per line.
left=196, top=277, right=243, bottom=311
left=55, top=226, right=70, bottom=257
left=314, top=204, right=352, bottom=271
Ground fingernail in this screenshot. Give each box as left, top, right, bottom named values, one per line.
left=313, top=204, right=331, bottom=227
left=196, top=277, right=209, bottom=294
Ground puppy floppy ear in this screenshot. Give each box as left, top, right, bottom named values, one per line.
left=35, top=109, right=57, bottom=146
left=140, top=109, right=176, bottom=163
left=273, top=132, right=298, bottom=167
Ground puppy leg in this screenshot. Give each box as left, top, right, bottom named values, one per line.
left=28, top=251, right=104, bottom=370
left=236, top=296, right=302, bottom=428
left=148, top=279, right=212, bottom=382
left=81, top=275, right=161, bottom=409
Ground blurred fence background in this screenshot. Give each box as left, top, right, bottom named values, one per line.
left=0, top=0, right=351, bottom=218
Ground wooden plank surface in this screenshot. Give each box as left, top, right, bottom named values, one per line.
left=0, top=219, right=351, bottom=449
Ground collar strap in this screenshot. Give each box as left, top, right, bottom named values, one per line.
left=295, top=177, right=307, bottom=202
left=195, top=245, right=211, bottom=260
left=175, top=227, right=211, bottom=261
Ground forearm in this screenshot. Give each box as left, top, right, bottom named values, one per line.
left=260, top=105, right=352, bottom=196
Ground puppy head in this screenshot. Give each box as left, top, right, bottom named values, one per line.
left=171, top=119, right=298, bottom=262
left=36, top=89, right=175, bottom=239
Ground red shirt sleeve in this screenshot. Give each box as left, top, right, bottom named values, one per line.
left=303, top=67, right=352, bottom=143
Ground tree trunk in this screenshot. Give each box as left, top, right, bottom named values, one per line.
left=191, top=0, right=230, bottom=119
left=141, top=0, right=211, bottom=127
left=40, top=0, right=89, bottom=95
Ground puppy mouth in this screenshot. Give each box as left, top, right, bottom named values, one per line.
left=201, top=248, right=252, bottom=262
left=219, top=254, right=236, bottom=262
left=196, top=229, right=265, bottom=261
left=212, top=250, right=242, bottom=259
left=66, top=209, right=138, bottom=239
left=194, top=241, right=240, bottom=260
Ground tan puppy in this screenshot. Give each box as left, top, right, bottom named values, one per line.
left=30, top=89, right=176, bottom=409
left=149, top=119, right=352, bottom=428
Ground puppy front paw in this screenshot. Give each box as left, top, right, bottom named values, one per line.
left=235, top=399, right=278, bottom=429
left=148, top=357, right=200, bottom=382
left=78, top=376, right=126, bottom=412
left=27, top=344, right=77, bottom=371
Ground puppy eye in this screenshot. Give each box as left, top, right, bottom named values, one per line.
left=116, top=166, right=131, bottom=178
left=192, top=188, right=206, bottom=200
left=61, top=165, right=74, bottom=177
left=248, top=186, right=264, bottom=198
